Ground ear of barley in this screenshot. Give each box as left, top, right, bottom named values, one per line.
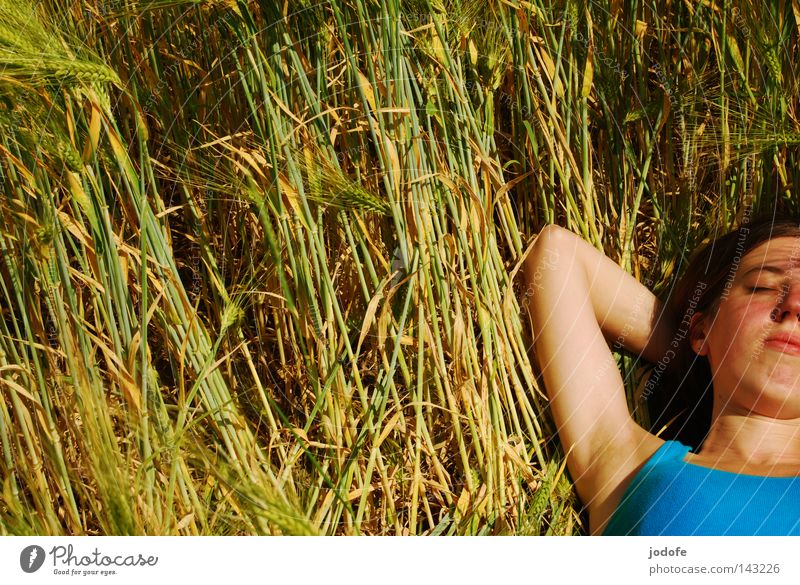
left=0, top=2, right=120, bottom=90
left=52, top=60, right=121, bottom=87
left=293, top=144, right=391, bottom=215
left=56, top=139, right=84, bottom=173
left=759, top=43, right=783, bottom=85
left=219, top=299, right=244, bottom=332
left=312, top=182, right=392, bottom=215
left=108, top=0, right=241, bottom=17
left=529, top=481, right=550, bottom=524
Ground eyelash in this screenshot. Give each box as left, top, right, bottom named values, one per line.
left=749, top=287, right=774, bottom=293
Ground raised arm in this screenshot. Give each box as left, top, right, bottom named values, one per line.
left=520, top=224, right=674, bottom=508
left=523, top=225, right=673, bottom=363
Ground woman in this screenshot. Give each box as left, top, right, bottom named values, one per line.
left=521, top=213, right=800, bottom=535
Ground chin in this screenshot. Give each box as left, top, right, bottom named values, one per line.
left=721, top=376, right=800, bottom=417
left=747, top=396, right=800, bottom=419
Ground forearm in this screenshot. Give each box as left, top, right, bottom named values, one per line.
left=522, top=224, right=674, bottom=364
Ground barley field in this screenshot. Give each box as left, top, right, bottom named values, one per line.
left=0, top=0, right=799, bottom=536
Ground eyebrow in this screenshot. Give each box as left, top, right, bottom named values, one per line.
left=740, top=265, right=787, bottom=279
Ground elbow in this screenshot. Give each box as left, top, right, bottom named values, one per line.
left=531, top=224, right=572, bottom=262
left=534, top=223, right=567, bottom=247
left=523, top=224, right=569, bottom=288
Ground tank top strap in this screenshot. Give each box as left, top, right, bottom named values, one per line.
left=645, top=439, right=693, bottom=468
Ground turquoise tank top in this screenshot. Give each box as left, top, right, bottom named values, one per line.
left=602, top=440, right=800, bottom=535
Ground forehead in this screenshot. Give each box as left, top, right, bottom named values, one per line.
left=740, top=236, right=800, bottom=272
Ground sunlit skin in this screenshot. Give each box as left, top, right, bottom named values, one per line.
left=688, top=237, right=800, bottom=471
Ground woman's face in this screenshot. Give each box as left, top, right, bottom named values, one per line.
left=691, top=236, right=800, bottom=418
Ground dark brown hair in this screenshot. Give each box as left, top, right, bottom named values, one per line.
left=645, top=210, right=800, bottom=451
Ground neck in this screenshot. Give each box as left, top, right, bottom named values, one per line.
left=700, top=411, right=800, bottom=466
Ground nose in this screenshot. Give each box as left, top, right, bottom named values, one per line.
left=770, top=281, right=800, bottom=322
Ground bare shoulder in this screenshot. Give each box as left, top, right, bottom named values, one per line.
left=581, top=426, right=666, bottom=535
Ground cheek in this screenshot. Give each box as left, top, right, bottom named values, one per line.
left=709, top=306, right=769, bottom=362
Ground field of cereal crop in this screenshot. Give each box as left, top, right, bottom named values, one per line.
left=1, top=0, right=799, bottom=535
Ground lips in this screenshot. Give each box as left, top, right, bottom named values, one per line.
left=764, top=333, right=800, bottom=356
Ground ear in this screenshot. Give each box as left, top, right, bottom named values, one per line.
left=688, top=311, right=710, bottom=356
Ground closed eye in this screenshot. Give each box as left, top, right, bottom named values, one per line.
left=749, top=286, right=774, bottom=293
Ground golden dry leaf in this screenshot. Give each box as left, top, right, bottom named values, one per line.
left=106, top=124, right=138, bottom=187
left=535, top=46, right=563, bottom=98
left=0, top=367, right=39, bottom=405
left=176, top=513, right=194, bottom=531
left=236, top=148, right=268, bottom=181
left=118, top=249, right=129, bottom=288
left=611, top=0, right=623, bottom=21
left=371, top=114, right=401, bottom=200
left=348, top=485, right=375, bottom=501
left=355, top=288, right=384, bottom=358
left=375, top=410, right=402, bottom=448
left=502, top=442, right=536, bottom=483
left=83, top=103, right=102, bottom=163
left=581, top=46, right=594, bottom=98
left=67, top=171, right=100, bottom=236
left=581, top=12, right=595, bottom=98
left=356, top=69, right=377, bottom=112
left=452, top=305, right=466, bottom=379
left=65, top=96, right=76, bottom=144
left=376, top=296, right=392, bottom=354
left=117, top=365, right=143, bottom=415
left=278, top=174, right=303, bottom=219
left=431, top=32, right=447, bottom=65
left=79, top=325, right=143, bottom=415
left=290, top=427, right=310, bottom=444
left=794, top=1, right=800, bottom=36
left=538, top=48, right=555, bottom=82
left=454, top=486, right=471, bottom=521
left=634, top=19, right=647, bottom=40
